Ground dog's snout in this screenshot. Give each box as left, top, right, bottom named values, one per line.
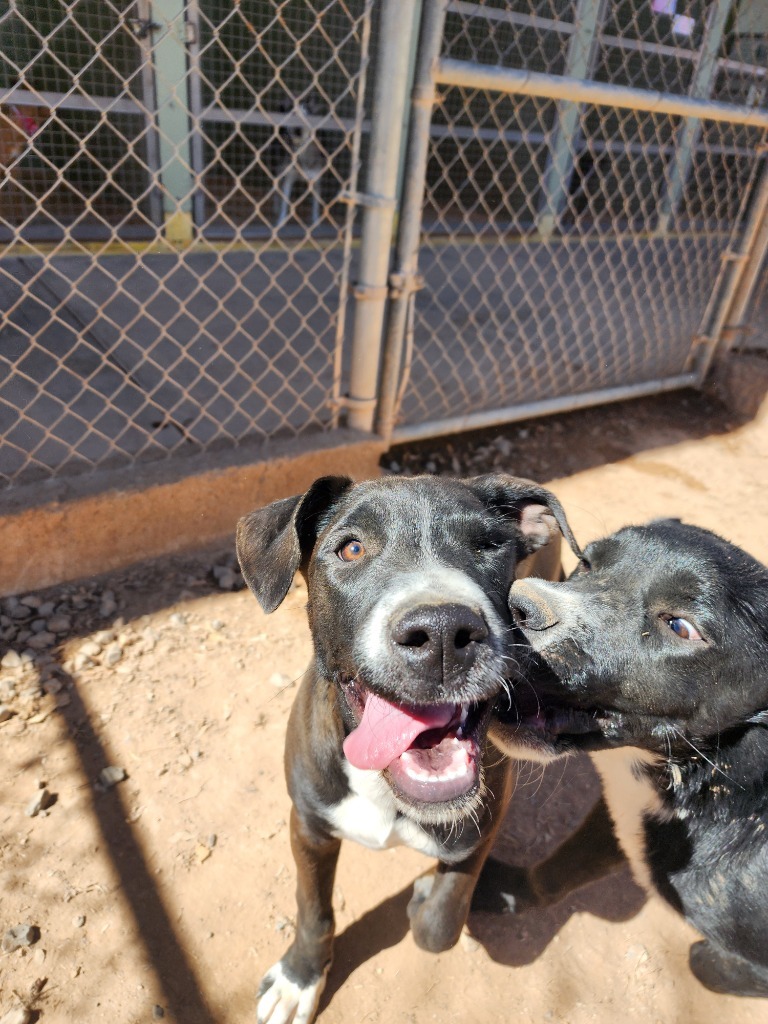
left=509, top=580, right=559, bottom=631
left=392, top=604, right=489, bottom=674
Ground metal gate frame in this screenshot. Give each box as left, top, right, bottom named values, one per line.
left=344, top=0, right=768, bottom=444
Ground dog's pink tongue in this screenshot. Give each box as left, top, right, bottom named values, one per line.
left=343, top=693, right=457, bottom=771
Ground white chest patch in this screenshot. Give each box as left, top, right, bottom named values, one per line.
left=589, top=746, right=666, bottom=894
left=327, top=763, right=445, bottom=859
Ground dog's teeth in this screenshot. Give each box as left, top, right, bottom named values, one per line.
left=457, top=705, right=470, bottom=736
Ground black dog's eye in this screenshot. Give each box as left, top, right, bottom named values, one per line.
left=337, top=539, right=366, bottom=562
left=476, top=535, right=505, bottom=553
left=660, top=614, right=704, bottom=642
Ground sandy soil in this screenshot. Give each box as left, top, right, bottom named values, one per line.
left=3, top=377, right=768, bottom=1024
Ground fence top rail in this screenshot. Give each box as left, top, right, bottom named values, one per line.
left=435, top=57, right=768, bottom=130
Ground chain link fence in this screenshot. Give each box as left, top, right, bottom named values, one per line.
left=2, top=0, right=768, bottom=488
left=386, top=0, right=768, bottom=439
left=1, top=0, right=374, bottom=488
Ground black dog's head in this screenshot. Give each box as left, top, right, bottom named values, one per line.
left=492, top=519, right=768, bottom=762
left=237, top=474, right=578, bottom=823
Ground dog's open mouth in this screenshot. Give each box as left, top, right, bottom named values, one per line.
left=341, top=681, right=489, bottom=804
left=495, top=689, right=609, bottom=756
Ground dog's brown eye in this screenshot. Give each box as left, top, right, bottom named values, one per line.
left=338, top=540, right=365, bottom=562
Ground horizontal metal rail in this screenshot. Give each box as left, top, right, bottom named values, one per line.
left=447, top=1, right=768, bottom=79
left=391, top=373, right=699, bottom=444
left=435, top=59, right=768, bottom=129
left=0, top=86, right=143, bottom=116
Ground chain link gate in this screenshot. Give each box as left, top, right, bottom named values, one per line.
left=376, top=0, right=768, bottom=442
left=3, top=0, right=768, bottom=495
left=0, top=0, right=375, bottom=489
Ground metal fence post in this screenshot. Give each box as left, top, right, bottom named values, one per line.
left=695, top=146, right=768, bottom=378
left=151, top=0, right=195, bottom=244
left=654, top=0, right=733, bottom=237
left=345, top=0, right=420, bottom=434
left=537, top=0, right=606, bottom=239
left=376, top=0, right=448, bottom=441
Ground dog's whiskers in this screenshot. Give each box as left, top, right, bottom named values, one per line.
left=669, top=726, right=745, bottom=790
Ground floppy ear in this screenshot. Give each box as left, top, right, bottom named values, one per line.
left=236, top=475, right=353, bottom=613
left=466, top=474, right=581, bottom=559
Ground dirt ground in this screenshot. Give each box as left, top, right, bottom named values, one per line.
left=3, top=373, right=768, bottom=1024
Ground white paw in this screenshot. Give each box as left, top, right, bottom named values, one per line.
left=256, top=959, right=327, bottom=1024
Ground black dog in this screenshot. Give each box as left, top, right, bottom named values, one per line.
left=487, top=519, right=768, bottom=999
left=236, top=473, right=579, bottom=1023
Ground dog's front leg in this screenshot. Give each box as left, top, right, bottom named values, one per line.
left=257, top=806, right=341, bottom=1024
left=309, top=178, right=321, bottom=227
left=274, top=168, right=293, bottom=228
left=407, top=843, right=495, bottom=953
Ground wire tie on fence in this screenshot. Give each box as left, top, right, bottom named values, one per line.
left=351, top=282, right=389, bottom=301
left=720, top=249, right=749, bottom=264
left=330, top=395, right=378, bottom=412
left=411, top=83, right=435, bottom=109
left=337, top=190, right=397, bottom=210
left=389, top=271, right=425, bottom=299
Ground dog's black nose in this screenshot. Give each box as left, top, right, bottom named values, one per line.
left=392, top=604, right=489, bottom=674
left=509, top=580, right=559, bottom=630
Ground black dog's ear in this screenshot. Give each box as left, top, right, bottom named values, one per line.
left=236, top=475, right=353, bottom=613
left=466, top=473, right=581, bottom=559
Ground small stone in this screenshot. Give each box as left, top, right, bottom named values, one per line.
left=99, top=766, right=127, bottom=789
left=80, top=640, right=102, bottom=658
left=73, top=914, right=86, bottom=928
left=268, top=672, right=293, bottom=689
left=214, top=568, right=238, bottom=591
left=93, top=629, right=115, bottom=646
left=210, top=619, right=225, bottom=631
left=152, top=1007, right=165, bottom=1020
left=103, top=644, right=123, bottom=667
left=25, top=789, right=54, bottom=817
left=20, top=594, right=41, bottom=609
left=0, top=705, right=14, bottom=724
left=169, top=612, right=187, bottom=627
left=42, top=679, right=64, bottom=696
left=99, top=592, right=118, bottom=617
left=30, top=619, right=47, bottom=633
left=0, top=1006, right=33, bottom=1024
left=2, top=924, right=40, bottom=953
left=9, top=605, right=32, bottom=621
left=142, top=628, right=160, bottom=652
left=1, top=650, right=22, bottom=670
left=73, top=653, right=95, bottom=672
left=206, top=833, right=217, bottom=848
left=37, top=600, right=55, bottom=617
left=46, top=614, right=72, bottom=634
left=27, top=632, right=56, bottom=650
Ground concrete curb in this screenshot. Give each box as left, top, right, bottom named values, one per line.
left=1, top=431, right=385, bottom=597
